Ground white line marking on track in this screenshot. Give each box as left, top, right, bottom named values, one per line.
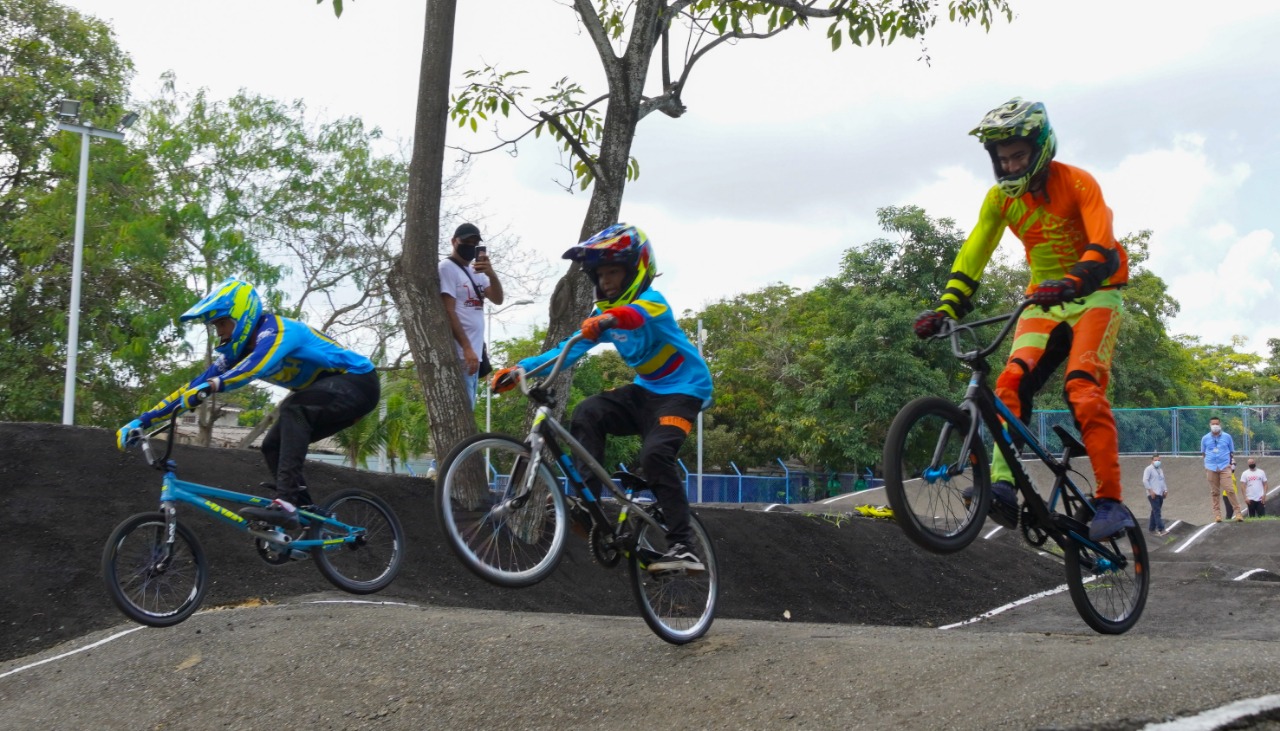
left=0, top=600, right=416, bottom=681
left=1174, top=523, right=1216, bottom=553
left=1141, top=693, right=1280, bottom=730
left=1164, top=520, right=1183, bottom=533
left=0, top=626, right=144, bottom=680
left=939, top=583, right=1075, bottom=630
left=1233, top=568, right=1268, bottom=581
left=983, top=525, right=1003, bottom=539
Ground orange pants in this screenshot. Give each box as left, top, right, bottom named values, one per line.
left=989, top=290, right=1124, bottom=501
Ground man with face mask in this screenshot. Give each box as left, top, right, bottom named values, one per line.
left=1143, top=453, right=1168, bottom=536
left=1239, top=459, right=1268, bottom=518
left=1201, top=417, right=1243, bottom=523
left=439, top=222, right=505, bottom=408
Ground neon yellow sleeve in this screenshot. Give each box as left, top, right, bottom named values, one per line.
left=937, top=187, right=1005, bottom=319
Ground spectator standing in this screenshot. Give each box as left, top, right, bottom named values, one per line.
left=1201, top=417, right=1243, bottom=523
left=1142, top=453, right=1168, bottom=536
left=1239, top=459, right=1268, bottom=518
left=439, top=223, right=504, bottom=408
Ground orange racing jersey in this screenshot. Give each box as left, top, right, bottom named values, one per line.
left=936, top=160, right=1129, bottom=319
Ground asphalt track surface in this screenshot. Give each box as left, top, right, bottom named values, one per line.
left=3, top=425, right=1279, bottom=730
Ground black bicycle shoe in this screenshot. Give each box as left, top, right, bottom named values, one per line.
left=648, top=543, right=705, bottom=573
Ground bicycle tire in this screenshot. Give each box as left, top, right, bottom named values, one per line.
left=1063, top=509, right=1149, bottom=634
left=437, top=432, right=568, bottom=588
left=102, top=512, right=209, bottom=627
left=310, top=489, right=405, bottom=594
left=629, top=512, right=718, bottom=645
left=883, top=396, right=991, bottom=554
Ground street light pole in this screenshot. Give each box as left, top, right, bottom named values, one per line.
left=55, top=101, right=132, bottom=424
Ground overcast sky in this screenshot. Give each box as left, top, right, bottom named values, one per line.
left=64, top=0, right=1280, bottom=356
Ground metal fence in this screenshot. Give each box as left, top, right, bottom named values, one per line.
left=305, top=404, right=1280, bottom=506
left=1023, top=404, right=1280, bottom=457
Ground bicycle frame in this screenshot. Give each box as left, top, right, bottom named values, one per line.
left=942, top=302, right=1125, bottom=559
left=136, top=420, right=365, bottom=558
left=507, top=335, right=667, bottom=542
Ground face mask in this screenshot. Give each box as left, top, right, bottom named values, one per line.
left=1249, top=463, right=1257, bottom=470
left=1210, top=424, right=1222, bottom=434
left=457, top=243, right=478, bottom=262
left=1153, top=460, right=1161, bottom=468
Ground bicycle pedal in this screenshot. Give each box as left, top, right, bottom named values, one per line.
left=289, top=549, right=311, bottom=561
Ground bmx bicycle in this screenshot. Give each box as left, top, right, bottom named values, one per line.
left=436, top=332, right=718, bottom=644
left=103, top=414, right=405, bottom=627
left=883, top=300, right=1148, bottom=634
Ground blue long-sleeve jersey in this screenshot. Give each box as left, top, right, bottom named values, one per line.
left=518, top=289, right=712, bottom=405
left=141, top=313, right=374, bottom=424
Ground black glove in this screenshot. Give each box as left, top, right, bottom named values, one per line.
left=1029, top=278, right=1078, bottom=309
left=913, top=310, right=950, bottom=339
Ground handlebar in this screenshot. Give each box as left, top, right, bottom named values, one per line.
left=937, top=299, right=1037, bottom=362
left=511, top=331, right=589, bottom=397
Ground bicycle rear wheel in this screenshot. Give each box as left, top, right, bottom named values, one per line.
left=1064, top=509, right=1149, bottom=634
left=629, top=512, right=718, bottom=645
left=102, top=512, right=208, bottom=627
left=883, top=396, right=990, bottom=554
left=310, top=489, right=404, bottom=594
left=438, top=432, right=568, bottom=588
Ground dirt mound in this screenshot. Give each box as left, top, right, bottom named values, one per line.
left=0, top=422, right=1065, bottom=662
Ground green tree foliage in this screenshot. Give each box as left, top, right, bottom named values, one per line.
left=448, top=0, right=1016, bottom=421
left=0, top=0, right=190, bottom=422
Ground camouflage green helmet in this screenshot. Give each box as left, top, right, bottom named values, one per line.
left=970, top=98, right=1057, bottom=198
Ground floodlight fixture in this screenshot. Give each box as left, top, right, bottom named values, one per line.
left=119, top=111, right=139, bottom=129
left=57, top=99, right=82, bottom=121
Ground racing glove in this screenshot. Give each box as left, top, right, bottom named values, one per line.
left=180, top=381, right=216, bottom=411
left=581, top=314, right=617, bottom=341
left=913, top=310, right=951, bottom=339
left=491, top=366, right=521, bottom=394
left=116, top=418, right=145, bottom=451
left=1029, top=278, right=1079, bottom=309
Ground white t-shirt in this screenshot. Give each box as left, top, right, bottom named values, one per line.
left=438, top=258, right=490, bottom=359
left=1239, top=468, right=1268, bottom=501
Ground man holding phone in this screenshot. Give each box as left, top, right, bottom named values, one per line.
left=440, top=222, right=504, bottom=408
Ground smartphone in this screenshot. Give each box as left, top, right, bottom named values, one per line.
left=475, top=245, right=487, bottom=260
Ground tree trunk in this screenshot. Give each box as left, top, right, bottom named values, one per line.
left=388, top=0, right=477, bottom=463
left=538, top=0, right=661, bottom=418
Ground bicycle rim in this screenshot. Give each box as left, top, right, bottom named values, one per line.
left=884, top=396, right=990, bottom=554
left=1064, top=518, right=1149, bottom=634
left=629, top=513, right=718, bottom=644
left=438, top=433, right=567, bottom=588
left=102, top=512, right=208, bottom=627
left=310, top=489, right=405, bottom=594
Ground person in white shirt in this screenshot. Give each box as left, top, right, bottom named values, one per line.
left=439, top=222, right=504, bottom=408
left=1239, top=459, right=1268, bottom=518
left=1142, top=453, right=1169, bottom=536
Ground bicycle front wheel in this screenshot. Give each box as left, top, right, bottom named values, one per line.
left=438, top=432, right=568, bottom=588
left=884, top=396, right=990, bottom=554
left=310, top=489, right=405, bottom=594
left=1064, top=510, right=1149, bottom=634
left=102, top=512, right=208, bottom=627
left=629, top=512, right=718, bottom=645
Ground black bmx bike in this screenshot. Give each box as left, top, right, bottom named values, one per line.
left=436, top=333, right=718, bottom=644
left=883, top=300, right=1148, bottom=634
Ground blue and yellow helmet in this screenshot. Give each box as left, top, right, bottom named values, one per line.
left=561, top=224, right=656, bottom=310
left=180, top=278, right=263, bottom=360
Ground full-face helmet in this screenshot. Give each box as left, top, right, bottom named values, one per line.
left=561, top=224, right=655, bottom=310
left=970, top=97, right=1057, bottom=198
left=179, top=278, right=263, bottom=360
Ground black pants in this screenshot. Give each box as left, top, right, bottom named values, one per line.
left=569, top=384, right=701, bottom=546
left=1248, top=499, right=1265, bottom=518
left=261, top=370, right=380, bottom=500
